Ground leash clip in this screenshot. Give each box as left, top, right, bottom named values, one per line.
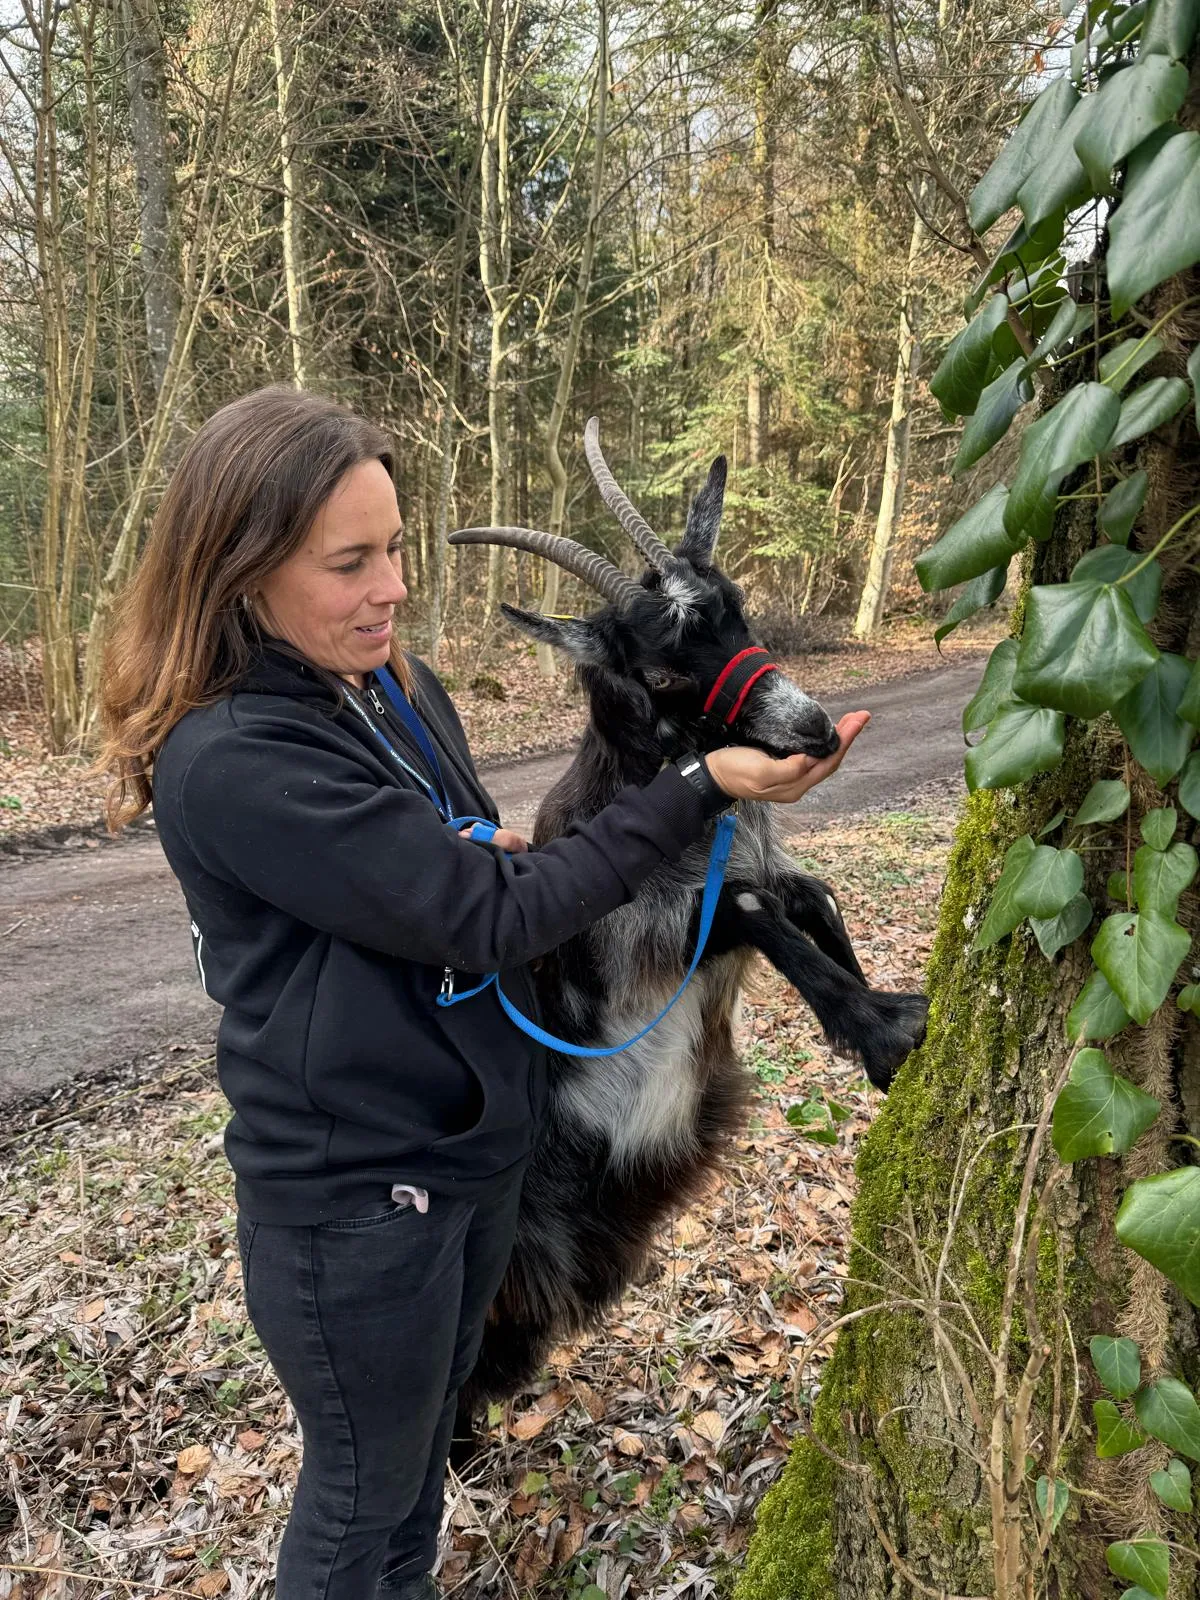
left=440, top=965, right=455, bottom=1001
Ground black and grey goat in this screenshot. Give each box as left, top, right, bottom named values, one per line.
left=450, top=421, right=928, bottom=1412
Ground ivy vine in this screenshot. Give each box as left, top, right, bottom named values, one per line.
left=918, top=0, right=1200, bottom=1586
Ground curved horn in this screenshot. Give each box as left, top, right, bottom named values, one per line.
left=448, top=525, right=641, bottom=611
left=583, top=416, right=677, bottom=576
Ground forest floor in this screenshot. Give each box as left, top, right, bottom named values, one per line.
left=0, top=615, right=999, bottom=841
left=0, top=801, right=955, bottom=1600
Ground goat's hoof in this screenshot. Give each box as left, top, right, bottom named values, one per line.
left=859, top=992, right=929, bottom=1092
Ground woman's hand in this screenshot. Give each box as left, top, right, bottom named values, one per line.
left=704, top=711, right=870, bottom=805
left=459, top=824, right=530, bottom=853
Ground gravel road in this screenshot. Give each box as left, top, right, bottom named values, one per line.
left=0, top=659, right=981, bottom=1108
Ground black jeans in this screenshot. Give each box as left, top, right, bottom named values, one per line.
left=236, top=1165, right=524, bottom=1599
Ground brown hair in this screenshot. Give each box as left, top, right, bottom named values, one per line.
left=97, top=385, right=413, bottom=831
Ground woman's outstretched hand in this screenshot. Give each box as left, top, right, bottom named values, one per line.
left=704, top=711, right=870, bottom=805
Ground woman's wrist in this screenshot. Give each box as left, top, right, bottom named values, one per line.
left=672, top=751, right=730, bottom=818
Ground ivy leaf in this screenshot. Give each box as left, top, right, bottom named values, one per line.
left=1178, top=983, right=1200, bottom=1015
left=1073, top=58, right=1189, bottom=191
left=1142, top=807, right=1178, bottom=849
left=1106, top=377, right=1192, bottom=454
left=1014, top=582, right=1159, bottom=719
left=969, top=79, right=1082, bottom=233
left=1092, top=909, right=1191, bottom=1024
left=1013, top=845, right=1085, bottom=917
left=1178, top=657, right=1200, bottom=728
left=1179, top=753, right=1200, bottom=821
left=1052, top=1048, right=1160, bottom=1160
left=1070, top=547, right=1162, bottom=623
left=1132, top=1371, right=1200, bottom=1454
left=973, top=834, right=1037, bottom=950
left=1098, top=471, right=1149, bottom=545
left=1133, top=842, right=1198, bottom=917
left=1003, top=384, right=1121, bottom=544
left=965, top=220, right=1065, bottom=317
left=1139, top=0, right=1200, bottom=58
left=1025, top=297, right=1091, bottom=372
left=1189, top=344, right=1200, bottom=432
left=916, top=485, right=1021, bottom=591
left=935, top=564, right=1009, bottom=645
left=1110, top=871, right=1132, bottom=902
left=1149, top=1458, right=1193, bottom=1512
left=952, top=360, right=1035, bottom=476
left=965, top=704, right=1066, bottom=793
left=1068, top=969, right=1133, bottom=1041
left=1095, top=1397, right=1147, bottom=1457
left=1114, top=654, right=1196, bottom=785
left=930, top=296, right=1012, bottom=417
left=1017, top=125, right=1090, bottom=230
left=1039, top=809, right=1067, bottom=837
left=1090, top=1334, right=1143, bottom=1399
left=1074, top=779, right=1131, bottom=826
left=934, top=563, right=1011, bottom=643
left=1100, top=336, right=1164, bottom=392
left=1030, top=892, right=1093, bottom=957
left=1106, top=1539, right=1169, bottom=1598
left=964, top=641, right=1019, bottom=735
left=1108, top=132, right=1200, bottom=317
left=1036, top=1475, right=1070, bottom=1532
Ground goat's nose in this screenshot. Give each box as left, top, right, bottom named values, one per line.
left=801, top=709, right=839, bottom=759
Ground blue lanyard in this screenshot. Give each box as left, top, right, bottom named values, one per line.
left=343, top=659, right=739, bottom=1060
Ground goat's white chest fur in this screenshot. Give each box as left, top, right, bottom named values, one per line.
left=556, top=966, right=729, bottom=1165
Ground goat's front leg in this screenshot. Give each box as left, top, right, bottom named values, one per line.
left=773, top=868, right=865, bottom=982
left=705, top=883, right=928, bottom=1090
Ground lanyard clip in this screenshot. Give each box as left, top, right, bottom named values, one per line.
left=440, top=966, right=456, bottom=1002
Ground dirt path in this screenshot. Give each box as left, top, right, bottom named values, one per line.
left=0, top=660, right=981, bottom=1108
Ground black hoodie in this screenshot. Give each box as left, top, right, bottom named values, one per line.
left=151, top=645, right=712, bottom=1222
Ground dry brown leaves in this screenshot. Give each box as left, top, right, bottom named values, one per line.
left=0, top=802, right=954, bottom=1597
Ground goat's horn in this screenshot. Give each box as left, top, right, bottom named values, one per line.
left=583, top=417, right=677, bottom=576
left=448, top=525, right=641, bottom=611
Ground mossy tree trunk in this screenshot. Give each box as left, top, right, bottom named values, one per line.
left=740, top=148, right=1200, bottom=1600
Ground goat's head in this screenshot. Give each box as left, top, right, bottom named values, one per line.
left=448, top=419, right=838, bottom=761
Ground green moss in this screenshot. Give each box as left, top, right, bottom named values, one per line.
left=736, top=1436, right=835, bottom=1600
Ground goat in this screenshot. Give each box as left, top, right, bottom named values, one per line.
left=449, top=421, right=928, bottom=1415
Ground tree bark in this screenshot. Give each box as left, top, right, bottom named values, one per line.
left=853, top=207, right=925, bottom=640
left=739, top=278, right=1200, bottom=1600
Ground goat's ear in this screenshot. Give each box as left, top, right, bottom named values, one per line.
left=676, top=455, right=727, bottom=570
left=500, top=603, right=607, bottom=664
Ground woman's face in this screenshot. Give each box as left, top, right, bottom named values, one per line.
left=253, top=458, right=408, bottom=686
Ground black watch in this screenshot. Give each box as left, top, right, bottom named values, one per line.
left=673, top=751, right=730, bottom=818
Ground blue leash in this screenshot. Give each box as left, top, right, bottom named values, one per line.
left=366, top=665, right=738, bottom=1059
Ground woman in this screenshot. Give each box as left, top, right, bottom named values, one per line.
left=99, top=385, right=869, bottom=1600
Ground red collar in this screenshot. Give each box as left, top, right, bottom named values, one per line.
left=701, top=646, right=778, bottom=729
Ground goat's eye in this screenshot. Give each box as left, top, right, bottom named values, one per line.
left=642, top=667, right=694, bottom=693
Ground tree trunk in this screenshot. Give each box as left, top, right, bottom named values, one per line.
left=537, top=0, right=608, bottom=679
left=478, top=0, right=518, bottom=636
left=739, top=277, right=1200, bottom=1600
left=747, top=0, right=777, bottom=468
left=121, top=0, right=193, bottom=462
left=853, top=207, right=925, bottom=640
left=270, top=0, right=312, bottom=389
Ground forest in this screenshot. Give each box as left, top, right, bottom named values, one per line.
left=3, top=0, right=1200, bottom=1595
left=0, top=0, right=1047, bottom=747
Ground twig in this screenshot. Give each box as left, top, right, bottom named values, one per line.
left=861, top=1493, right=989, bottom=1600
